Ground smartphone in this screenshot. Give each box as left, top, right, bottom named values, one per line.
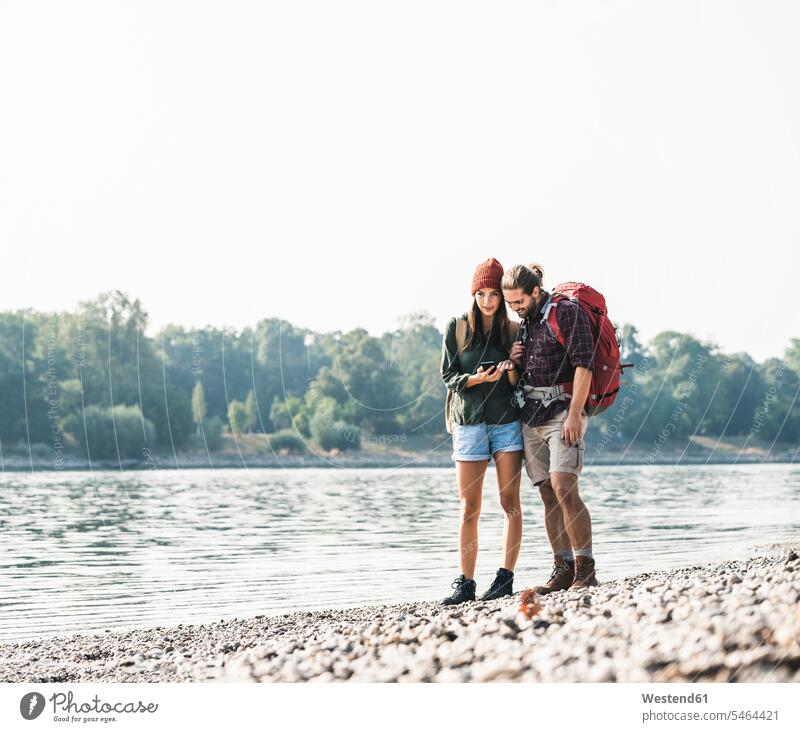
left=479, top=360, right=497, bottom=371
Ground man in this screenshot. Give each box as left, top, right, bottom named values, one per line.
left=502, top=263, right=598, bottom=591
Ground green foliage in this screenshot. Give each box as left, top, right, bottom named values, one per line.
left=57, top=379, right=84, bottom=417
left=157, top=385, right=193, bottom=448
left=270, top=393, right=308, bottom=435
left=191, top=381, right=207, bottom=427
left=309, top=405, right=361, bottom=451
left=2, top=295, right=800, bottom=460
left=202, top=416, right=224, bottom=451
left=266, top=429, right=307, bottom=454
left=313, top=328, right=403, bottom=434
left=228, top=400, right=248, bottom=434
left=62, top=404, right=156, bottom=460
left=382, top=312, right=446, bottom=434
left=244, top=389, right=258, bottom=432
left=751, top=358, right=800, bottom=443
left=784, top=339, right=800, bottom=376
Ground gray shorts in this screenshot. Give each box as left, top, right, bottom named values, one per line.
left=522, top=408, right=589, bottom=486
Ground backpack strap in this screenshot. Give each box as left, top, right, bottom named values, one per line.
left=445, top=317, right=469, bottom=435
left=454, top=317, right=468, bottom=354
left=543, top=297, right=566, bottom=346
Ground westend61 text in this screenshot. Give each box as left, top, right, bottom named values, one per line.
left=641, top=693, right=708, bottom=703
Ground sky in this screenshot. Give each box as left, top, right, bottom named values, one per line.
left=1, top=1, right=798, bottom=361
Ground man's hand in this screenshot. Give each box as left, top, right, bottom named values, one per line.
left=510, top=342, right=524, bottom=366
left=561, top=366, right=592, bottom=445
left=561, top=411, right=584, bottom=447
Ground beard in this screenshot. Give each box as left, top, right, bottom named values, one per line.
left=520, top=294, right=542, bottom=320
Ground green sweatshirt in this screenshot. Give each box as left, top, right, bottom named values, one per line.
left=440, top=314, right=521, bottom=426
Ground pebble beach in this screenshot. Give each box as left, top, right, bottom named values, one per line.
left=2, top=546, right=799, bottom=683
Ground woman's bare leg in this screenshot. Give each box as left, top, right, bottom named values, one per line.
left=456, top=459, right=488, bottom=578
left=493, top=450, right=523, bottom=571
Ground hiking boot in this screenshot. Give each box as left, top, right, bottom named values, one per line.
left=480, top=567, right=514, bottom=601
left=570, top=556, right=598, bottom=589
left=442, top=575, right=476, bottom=605
left=531, top=557, right=575, bottom=595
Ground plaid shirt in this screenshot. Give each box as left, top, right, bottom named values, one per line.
left=520, top=291, right=595, bottom=426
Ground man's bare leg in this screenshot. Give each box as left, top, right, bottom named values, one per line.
left=538, top=476, right=572, bottom=554
left=530, top=475, right=578, bottom=594
left=550, top=471, right=592, bottom=552
left=550, top=471, right=597, bottom=588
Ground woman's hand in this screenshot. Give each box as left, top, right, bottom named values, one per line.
left=475, top=365, right=502, bottom=383
left=466, top=365, right=502, bottom=387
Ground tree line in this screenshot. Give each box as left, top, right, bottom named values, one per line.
left=0, top=290, right=798, bottom=462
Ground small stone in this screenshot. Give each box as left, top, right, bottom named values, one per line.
left=501, top=618, right=521, bottom=635
left=727, top=574, right=742, bottom=585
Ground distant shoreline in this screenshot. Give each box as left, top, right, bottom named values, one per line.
left=5, top=430, right=794, bottom=473
left=1, top=451, right=796, bottom=472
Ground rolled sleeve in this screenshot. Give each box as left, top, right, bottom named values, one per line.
left=440, top=318, right=470, bottom=393
left=556, top=303, right=595, bottom=371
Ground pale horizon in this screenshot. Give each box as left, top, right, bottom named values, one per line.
left=2, top=1, right=799, bottom=361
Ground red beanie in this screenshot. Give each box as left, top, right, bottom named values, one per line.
left=471, top=258, right=504, bottom=296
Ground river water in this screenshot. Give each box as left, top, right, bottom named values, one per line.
left=1, top=464, right=798, bottom=642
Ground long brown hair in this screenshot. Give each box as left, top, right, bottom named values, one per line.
left=465, top=290, right=513, bottom=353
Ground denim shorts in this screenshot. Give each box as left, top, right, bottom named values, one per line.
left=451, top=420, right=524, bottom=462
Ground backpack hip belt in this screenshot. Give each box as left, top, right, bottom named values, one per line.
left=522, top=383, right=571, bottom=407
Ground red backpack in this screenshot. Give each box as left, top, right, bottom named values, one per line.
left=543, top=282, right=633, bottom=415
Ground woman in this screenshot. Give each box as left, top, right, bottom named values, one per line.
left=440, top=257, right=524, bottom=605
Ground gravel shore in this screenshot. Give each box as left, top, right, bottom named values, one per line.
left=2, top=547, right=799, bottom=683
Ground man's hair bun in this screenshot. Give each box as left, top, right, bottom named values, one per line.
left=527, top=263, right=544, bottom=281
